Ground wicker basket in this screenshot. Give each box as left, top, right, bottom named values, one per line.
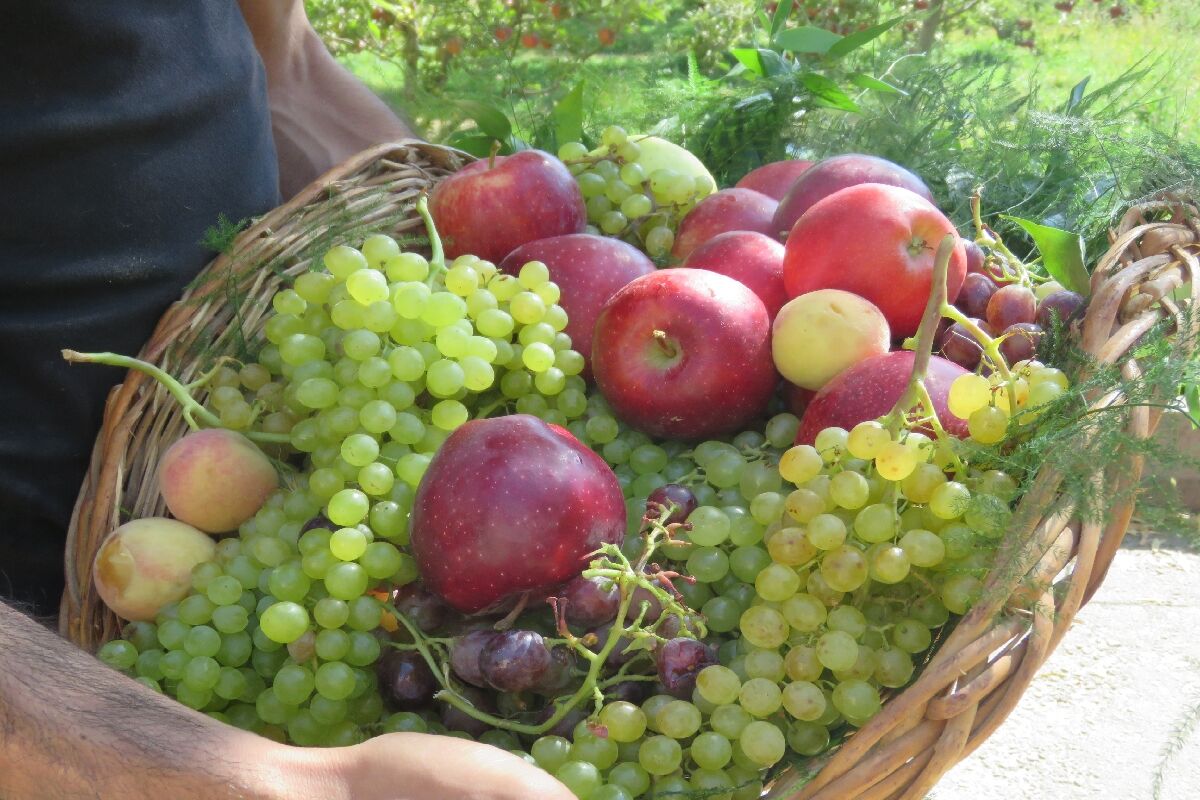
left=60, top=141, right=1198, bottom=799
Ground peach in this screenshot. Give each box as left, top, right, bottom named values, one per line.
left=93, top=518, right=217, bottom=621
left=772, top=290, right=891, bottom=391
left=159, top=428, right=278, bottom=533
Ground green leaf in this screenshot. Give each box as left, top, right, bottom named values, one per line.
left=774, top=26, right=843, bottom=55
left=1186, top=384, right=1200, bottom=429
left=1001, top=215, right=1091, bottom=296
left=553, top=81, right=585, bottom=148
left=730, top=48, right=789, bottom=77
left=800, top=73, right=860, bottom=112
left=446, top=131, right=504, bottom=159
left=770, top=0, right=795, bottom=38
left=826, top=17, right=901, bottom=58
left=1065, top=76, right=1091, bottom=114
left=731, top=48, right=765, bottom=77
left=850, top=72, right=907, bottom=95
left=455, top=101, right=512, bottom=142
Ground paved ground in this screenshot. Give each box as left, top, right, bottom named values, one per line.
left=932, top=542, right=1200, bottom=800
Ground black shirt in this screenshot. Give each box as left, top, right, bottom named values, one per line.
left=0, top=1, right=280, bottom=615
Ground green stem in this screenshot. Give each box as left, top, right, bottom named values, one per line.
left=416, top=194, right=447, bottom=287
left=885, top=235, right=956, bottom=434
left=61, top=350, right=293, bottom=445
left=940, top=306, right=1018, bottom=417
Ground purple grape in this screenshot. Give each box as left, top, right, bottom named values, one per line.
left=391, top=583, right=450, bottom=634
left=656, top=637, right=717, bottom=699
left=377, top=648, right=437, bottom=711
left=606, top=680, right=651, bottom=705
left=535, top=702, right=588, bottom=738
left=999, top=322, right=1043, bottom=363
left=939, top=320, right=985, bottom=369
left=1036, top=290, right=1086, bottom=329
left=986, top=284, right=1037, bottom=330
left=539, top=646, right=577, bottom=694
left=646, top=484, right=698, bottom=525
left=963, top=239, right=986, bottom=275
left=629, top=582, right=664, bottom=623
left=300, top=514, right=333, bottom=533
left=560, top=575, right=621, bottom=629
left=958, top=273, right=998, bottom=319
left=657, top=613, right=704, bottom=640
left=449, top=629, right=497, bottom=688
left=480, top=630, right=552, bottom=692
left=440, top=686, right=495, bottom=738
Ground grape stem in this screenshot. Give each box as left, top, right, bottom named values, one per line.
left=60, top=350, right=291, bottom=445
left=970, top=189, right=1029, bottom=286
left=414, top=194, right=447, bottom=287
left=884, top=235, right=957, bottom=434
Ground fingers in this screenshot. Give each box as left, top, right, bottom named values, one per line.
left=343, top=732, right=576, bottom=800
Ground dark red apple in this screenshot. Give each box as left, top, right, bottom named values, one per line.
left=796, top=351, right=970, bottom=444
left=735, top=159, right=815, bottom=201
left=429, top=150, right=586, bottom=263
left=782, top=183, right=966, bottom=337
left=772, top=153, right=934, bottom=240
left=784, top=381, right=815, bottom=418
left=409, top=415, right=625, bottom=614
left=671, top=188, right=778, bottom=261
left=681, top=231, right=787, bottom=318
left=499, top=234, right=655, bottom=380
left=591, top=269, right=776, bottom=440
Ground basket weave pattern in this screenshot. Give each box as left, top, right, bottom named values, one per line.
left=60, top=142, right=1197, bottom=798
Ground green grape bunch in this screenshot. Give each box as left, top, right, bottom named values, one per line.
left=558, top=126, right=717, bottom=259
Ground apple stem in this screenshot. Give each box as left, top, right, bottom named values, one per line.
left=414, top=193, right=447, bottom=286
left=487, top=139, right=501, bottom=169
left=61, top=349, right=291, bottom=445
left=885, top=234, right=956, bottom=433
left=652, top=329, right=677, bottom=359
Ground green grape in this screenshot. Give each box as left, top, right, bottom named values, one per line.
left=846, top=420, right=889, bottom=459
left=784, top=488, right=825, bottom=524
left=901, top=463, right=948, bottom=504
left=744, top=650, right=786, bottom=683
left=696, top=665, right=742, bottom=706
left=728, top=546, right=771, bottom=584
left=259, top=601, right=309, bottom=644
left=531, top=735, right=573, bottom=772
left=930, top=481, right=971, bottom=520
left=686, top=546, right=730, bottom=583
left=737, top=678, right=782, bottom=717
left=656, top=700, right=702, bottom=739
left=754, top=563, right=800, bottom=602
left=739, top=606, right=789, bottom=650
left=705, top=450, right=746, bottom=488
left=869, top=544, right=910, bottom=584
left=608, top=762, right=650, bottom=797
left=853, top=503, right=897, bottom=543
left=686, top=506, right=730, bottom=547
left=314, top=661, right=356, bottom=701
left=875, top=647, right=915, bottom=688
left=964, top=493, right=1012, bottom=539
left=324, top=562, right=369, bottom=601
left=815, top=630, right=858, bottom=672
left=893, top=618, right=932, bottom=653
left=570, top=734, right=619, bottom=770
left=739, top=720, right=785, bottom=767
left=638, top=736, right=682, bottom=776
left=327, top=489, right=369, bottom=526
left=431, top=399, right=468, bottom=430
left=832, top=679, right=881, bottom=722
left=183, top=625, right=221, bottom=659
left=807, top=514, right=847, bottom=550
left=829, top=470, right=870, bottom=510
left=899, top=528, right=946, bottom=567
left=689, top=731, right=732, bottom=771
left=329, top=527, right=367, bottom=561
left=820, top=545, right=869, bottom=592
left=941, top=573, right=982, bottom=615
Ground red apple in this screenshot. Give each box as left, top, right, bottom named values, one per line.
left=592, top=269, right=777, bottom=439
left=735, top=160, right=815, bottom=201
left=430, top=150, right=586, bottom=263
left=671, top=188, right=778, bottom=261
left=772, top=153, right=934, bottom=240
left=499, top=234, right=655, bottom=380
left=681, top=231, right=787, bottom=318
left=784, top=382, right=815, bottom=418
left=796, top=351, right=970, bottom=444
left=410, top=415, right=625, bottom=614
left=782, top=183, right=966, bottom=337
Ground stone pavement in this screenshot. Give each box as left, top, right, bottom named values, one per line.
left=932, top=543, right=1200, bottom=800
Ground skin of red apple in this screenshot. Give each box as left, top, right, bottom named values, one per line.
left=771, top=153, right=935, bottom=239
left=591, top=268, right=778, bottom=440
left=681, top=231, right=787, bottom=319
left=409, top=415, right=626, bottom=614
left=670, top=188, right=779, bottom=261
left=782, top=183, right=967, bottom=337
left=499, top=233, right=655, bottom=380
left=734, top=159, right=815, bottom=201
left=795, top=350, right=971, bottom=444
left=429, top=150, right=587, bottom=263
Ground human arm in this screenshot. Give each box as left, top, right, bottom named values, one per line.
left=0, top=602, right=573, bottom=800
left=237, top=0, right=417, bottom=199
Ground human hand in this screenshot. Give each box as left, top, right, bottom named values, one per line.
left=332, top=732, right=575, bottom=800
